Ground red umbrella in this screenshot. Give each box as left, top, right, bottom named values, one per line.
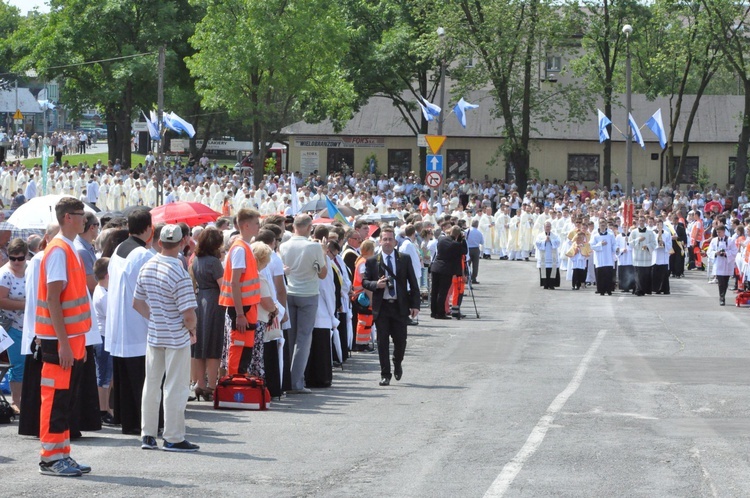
left=311, top=217, right=334, bottom=225
left=150, top=202, right=221, bottom=227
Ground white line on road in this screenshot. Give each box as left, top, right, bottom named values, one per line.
left=483, top=328, right=608, bottom=498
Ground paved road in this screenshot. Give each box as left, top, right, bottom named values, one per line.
left=2, top=259, right=749, bottom=497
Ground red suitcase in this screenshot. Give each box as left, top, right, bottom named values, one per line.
left=213, top=374, right=271, bottom=410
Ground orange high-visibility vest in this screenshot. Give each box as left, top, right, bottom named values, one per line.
left=36, top=238, right=92, bottom=337
left=219, top=239, right=261, bottom=311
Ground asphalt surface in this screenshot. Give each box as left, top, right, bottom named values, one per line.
left=1, top=259, right=750, bottom=497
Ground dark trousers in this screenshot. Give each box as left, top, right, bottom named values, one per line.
left=541, top=267, right=557, bottom=289
left=112, top=355, right=146, bottom=435
left=431, top=272, right=453, bottom=317
left=572, top=268, right=586, bottom=289
left=618, top=265, right=635, bottom=291
left=468, top=247, right=480, bottom=282
left=634, top=266, right=652, bottom=295
left=595, top=266, right=614, bottom=294
left=652, top=264, right=670, bottom=294
left=717, top=275, right=730, bottom=300
left=374, top=301, right=408, bottom=379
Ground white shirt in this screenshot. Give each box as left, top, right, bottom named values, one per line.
left=105, top=239, right=154, bottom=357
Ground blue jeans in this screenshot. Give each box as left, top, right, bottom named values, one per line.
left=93, top=339, right=113, bottom=388
left=5, top=327, right=24, bottom=382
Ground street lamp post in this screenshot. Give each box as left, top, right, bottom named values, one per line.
left=436, top=26, right=446, bottom=201
left=623, top=24, right=633, bottom=199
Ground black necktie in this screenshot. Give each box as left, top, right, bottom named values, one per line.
left=386, top=255, right=395, bottom=298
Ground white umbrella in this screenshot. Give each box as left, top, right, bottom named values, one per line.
left=7, top=195, right=97, bottom=230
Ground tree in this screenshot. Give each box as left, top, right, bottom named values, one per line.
left=567, top=0, right=648, bottom=189
left=635, top=0, right=722, bottom=186
left=445, top=0, right=587, bottom=192
left=187, top=0, right=356, bottom=186
left=0, top=1, right=21, bottom=73
left=14, top=0, right=198, bottom=167
left=340, top=0, right=446, bottom=178
left=701, top=0, right=750, bottom=200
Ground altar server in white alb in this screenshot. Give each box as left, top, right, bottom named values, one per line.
left=651, top=219, right=672, bottom=295
left=535, top=221, right=560, bottom=290
left=708, top=225, right=737, bottom=306
left=590, top=218, right=616, bottom=296
left=105, top=208, right=155, bottom=435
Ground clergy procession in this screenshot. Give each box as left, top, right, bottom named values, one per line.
left=1, top=153, right=750, bottom=478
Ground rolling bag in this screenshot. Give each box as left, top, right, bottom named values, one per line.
left=736, top=291, right=750, bottom=307
left=213, top=374, right=271, bottom=410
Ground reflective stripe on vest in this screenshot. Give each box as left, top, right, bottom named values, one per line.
left=218, top=239, right=262, bottom=307
left=35, top=238, right=93, bottom=337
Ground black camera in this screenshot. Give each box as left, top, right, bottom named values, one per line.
left=386, top=274, right=395, bottom=293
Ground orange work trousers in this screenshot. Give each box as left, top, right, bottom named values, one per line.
left=39, top=335, right=86, bottom=464
left=226, top=306, right=256, bottom=376
left=356, top=309, right=373, bottom=345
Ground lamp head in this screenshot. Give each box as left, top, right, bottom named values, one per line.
left=622, top=24, right=633, bottom=36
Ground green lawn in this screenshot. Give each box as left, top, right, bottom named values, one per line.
left=18, top=152, right=148, bottom=169
left=18, top=152, right=238, bottom=169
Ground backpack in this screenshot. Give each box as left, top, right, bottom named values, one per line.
left=0, top=397, right=15, bottom=424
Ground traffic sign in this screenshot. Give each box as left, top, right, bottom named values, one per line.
left=12, top=109, right=23, bottom=120
left=425, top=171, right=443, bottom=188
left=425, top=135, right=446, bottom=154
left=426, top=154, right=443, bottom=172
left=13, top=119, right=22, bottom=125
left=417, top=134, right=427, bottom=148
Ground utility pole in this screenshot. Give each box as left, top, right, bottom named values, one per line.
left=156, top=45, right=165, bottom=206
left=436, top=27, right=446, bottom=203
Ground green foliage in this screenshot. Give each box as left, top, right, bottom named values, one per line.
left=362, top=153, right=379, bottom=176
left=697, top=166, right=711, bottom=191
left=187, top=0, right=356, bottom=184
left=264, top=156, right=277, bottom=175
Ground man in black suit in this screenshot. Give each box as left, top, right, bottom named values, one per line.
left=362, top=226, right=421, bottom=386
left=430, top=225, right=468, bottom=319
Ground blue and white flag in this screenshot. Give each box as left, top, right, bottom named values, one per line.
left=38, top=100, right=55, bottom=111
left=418, top=96, right=441, bottom=122
left=143, top=111, right=160, bottom=140
left=168, top=111, right=196, bottom=138
left=628, top=113, right=645, bottom=149
left=454, top=98, right=479, bottom=128
left=645, top=108, right=667, bottom=149
left=597, top=109, right=611, bottom=143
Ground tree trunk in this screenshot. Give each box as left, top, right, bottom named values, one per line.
left=508, top=146, right=529, bottom=194
left=734, top=80, right=750, bottom=204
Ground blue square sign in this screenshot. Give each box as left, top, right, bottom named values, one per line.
left=426, top=154, right=443, bottom=172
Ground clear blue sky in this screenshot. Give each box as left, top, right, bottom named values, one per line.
left=8, top=0, right=49, bottom=14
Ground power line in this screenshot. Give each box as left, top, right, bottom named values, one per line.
left=48, top=51, right=158, bottom=70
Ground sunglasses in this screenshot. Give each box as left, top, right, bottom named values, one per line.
left=8, top=255, right=25, bottom=262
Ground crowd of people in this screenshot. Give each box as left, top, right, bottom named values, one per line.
left=0, top=130, right=94, bottom=161
left=2, top=152, right=750, bottom=476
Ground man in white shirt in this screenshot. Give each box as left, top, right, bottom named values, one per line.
left=105, top=208, right=155, bottom=435
left=398, top=224, right=422, bottom=325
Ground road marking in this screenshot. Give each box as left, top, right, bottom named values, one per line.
left=483, top=328, right=608, bottom=498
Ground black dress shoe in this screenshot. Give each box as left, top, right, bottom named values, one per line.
left=379, top=377, right=391, bottom=386
left=394, top=360, right=402, bottom=381
left=720, top=298, right=726, bottom=306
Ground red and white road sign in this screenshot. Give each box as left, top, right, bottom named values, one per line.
left=425, top=171, right=443, bottom=188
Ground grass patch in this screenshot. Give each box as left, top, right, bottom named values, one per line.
left=18, top=152, right=147, bottom=169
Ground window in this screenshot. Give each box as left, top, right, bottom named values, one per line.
left=326, top=149, right=354, bottom=175
left=387, top=149, right=412, bottom=177
left=546, top=56, right=562, bottom=72
left=567, top=154, right=600, bottom=183
left=674, top=156, right=699, bottom=184
left=447, top=150, right=470, bottom=179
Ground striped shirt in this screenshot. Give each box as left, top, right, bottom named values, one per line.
left=134, top=253, right=197, bottom=348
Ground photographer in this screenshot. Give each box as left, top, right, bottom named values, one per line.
left=429, top=226, right=468, bottom=319
left=708, top=225, right=737, bottom=306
